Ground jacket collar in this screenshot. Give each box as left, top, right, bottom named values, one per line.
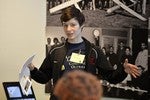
left=65, top=37, right=92, bottom=52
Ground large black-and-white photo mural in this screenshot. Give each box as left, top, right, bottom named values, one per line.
left=45, top=0, right=150, bottom=100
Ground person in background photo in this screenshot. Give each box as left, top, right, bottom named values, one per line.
left=46, top=37, right=52, bottom=56
left=60, top=36, right=66, bottom=45
left=101, top=47, right=107, bottom=56
left=54, top=70, right=103, bottom=100
left=121, top=46, right=134, bottom=85
left=107, top=46, right=118, bottom=70
left=132, top=42, right=149, bottom=100
left=51, top=37, right=60, bottom=48
left=28, top=6, right=140, bottom=100
left=117, top=41, right=125, bottom=62
left=121, top=46, right=134, bottom=65
left=135, top=42, right=148, bottom=73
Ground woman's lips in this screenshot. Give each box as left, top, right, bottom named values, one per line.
left=67, top=33, right=73, bottom=37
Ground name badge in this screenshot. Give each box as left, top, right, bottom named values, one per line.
left=70, top=53, right=85, bottom=63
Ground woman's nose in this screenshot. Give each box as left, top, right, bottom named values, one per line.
left=66, top=25, right=72, bottom=31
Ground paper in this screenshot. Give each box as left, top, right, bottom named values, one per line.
left=19, top=54, right=35, bottom=80
left=20, top=76, right=32, bottom=96
left=19, top=54, right=35, bottom=96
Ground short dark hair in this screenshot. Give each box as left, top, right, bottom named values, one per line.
left=125, top=46, right=131, bottom=51
left=60, top=6, right=85, bottom=26
left=102, top=47, right=106, bottom=50
left=53, top=37, right=59, bottom=42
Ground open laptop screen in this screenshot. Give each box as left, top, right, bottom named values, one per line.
left=3, top=82, right=36, bottom=100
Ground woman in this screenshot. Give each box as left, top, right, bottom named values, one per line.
left=28, top=6, right=139, bottom=100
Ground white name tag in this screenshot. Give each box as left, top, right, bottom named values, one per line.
left=70, top=53, right=85, bottom=64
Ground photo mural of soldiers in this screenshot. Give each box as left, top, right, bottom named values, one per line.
left=45, top=1, right=150, bottom=99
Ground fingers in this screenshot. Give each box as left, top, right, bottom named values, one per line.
left=130, top=65, right=140, bottom=77
left=131, top=68, right=141, bottom=78
left=28, top=63, right=35, bottom=71
left=124, top=63, right=140, bottom=78
left=131, top=69, right=140, bottom=78
left=131, top=73, right=137, bottom=78
left=130, top=64, right=138, bottom=71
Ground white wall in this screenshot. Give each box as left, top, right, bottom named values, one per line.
left=0, top=0, right=49, bottom=99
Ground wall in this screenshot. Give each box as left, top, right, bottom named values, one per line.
left=0, top=0, right=49, bottom=99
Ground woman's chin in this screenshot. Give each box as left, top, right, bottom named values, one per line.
left=68, top=36, right=74, bottom=40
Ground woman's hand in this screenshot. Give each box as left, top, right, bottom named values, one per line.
left=123, top=59, right=140, bottom=78
left=28, top=63, right=35, bottom=71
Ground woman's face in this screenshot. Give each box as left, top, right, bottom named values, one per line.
left=63, top=18, right=82, bottom=41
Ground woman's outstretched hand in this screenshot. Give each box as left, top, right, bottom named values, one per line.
left=123, top=59, right=140, bottom=78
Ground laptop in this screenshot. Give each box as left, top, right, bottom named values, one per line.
left=3, top=82, right=36, bottom=100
